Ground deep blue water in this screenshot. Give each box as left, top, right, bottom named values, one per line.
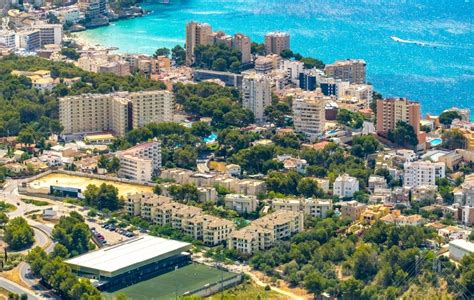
left=77, top=0, right=474, bottom=116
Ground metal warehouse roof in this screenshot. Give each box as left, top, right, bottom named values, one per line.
left=65, top=235, right=191, bottom=276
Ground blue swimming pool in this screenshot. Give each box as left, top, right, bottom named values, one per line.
left=429, top=138, right=442, bottom=147
left=203, top=133, right=218, bottom=144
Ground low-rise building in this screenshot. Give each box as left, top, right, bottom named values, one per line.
left=271, top=198, right=332, bottom=218
left=334, top=174, right=359, bottom=198
left=368, top=175, right=387, bottom=192
left=403, top=161, right=445, bottom=188
left=224, top=194, right=257, bottom=214
left=228, top=210, right=304, bottom=255
left=117, top=141, right=161, bottom=182
left=449, top=239, right=474, bottom=261
left=339, top=200, right=367, bottom=221
left=380, top=210, right=423, bottom=226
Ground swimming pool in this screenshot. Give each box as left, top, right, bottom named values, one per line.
left=203, top=133, right=218, bottom=143
left=429, top=138, right=442, bottom=147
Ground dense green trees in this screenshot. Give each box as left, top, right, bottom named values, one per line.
left=51, top=212, right=94, bottom=257
left=250, top=218, right=440, bottom=298
left=83, top=183, right=121, bottom=211
left=442, top=129, right=467, bottom=150
left=172, top=45, right=186, bottom=66
left=336, top=109, right=364, bottom=129
left=98, top=155, right=121, bottom=173
left=26, top=247, right=100, bottom=299
left=351, top=135, right=380, bottom=158
left=153, top=47, right=171, bottom=58
left=193, top=44, right=241, bottom=72
left=174, top=82, right=254, bottom=128
left=0, top=55, right=166, bottom=138
left=439, top=111, right=462, bottom=126
left=264, top=102, right=291, bottom=127
left=168, top=184, right=199, bottom=203
left=388, top=121, right=419, bottom=147
left=60, top=48, right=80, bottom=60
left=4, top=217, right=34, bottom=250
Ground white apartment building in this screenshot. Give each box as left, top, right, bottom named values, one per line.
left=117, top=141, right=161, bottom=182
left=280, top=60, right=304, bottom=85
left=242, top=73, right=272, bottom=122
left=224, top=194, right=257, bottom=213
left=228, top=210, right=303, bottom=255
left=368, top=175, right=387, bottom=192
left=32, top=24, right=63, bottom=46
left=403, top=161, right=446, bottom=188
left=51, top=6, right=82, bottom=24
left=292, top=90, right=326, bottom=141
left=0, top=30, right=16, bottom=48
left=271, top=198, right=332, bottom=218
left=334, top=174, right=359, bottom=198
left=59, top=90, right=174, bottom=137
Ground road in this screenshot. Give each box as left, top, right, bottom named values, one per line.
left=0, top=277, right=40, bottom=300
left=1, top=179, right=56, bottom=299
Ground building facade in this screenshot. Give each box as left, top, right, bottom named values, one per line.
left=403, top=161, right=446, bottom=188
left=376, top=98, right=421, bottom=137
left=117, top=141, right=161, bottom=182
left=334, top=174, right=359, bottom=198
left=185, top=21, right=212, bottom=66
left=324, top=59, right=366, bottom=84
left=242, top=73, right=272, bottom=122
left=292, top=90, right=327, bottom=140
left=264, top=31, right=290, bottom=55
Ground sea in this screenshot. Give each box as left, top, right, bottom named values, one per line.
left=76, top=0, right=474, bottom=117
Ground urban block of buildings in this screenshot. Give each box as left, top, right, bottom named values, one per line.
left=117, top=141, right=161, bottom=182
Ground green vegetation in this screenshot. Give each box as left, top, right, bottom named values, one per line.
left=248, top=217, right=456, bottom=299
left=51, top=212, right=94, bottom=257
left=336, top=109, right=364, bottom=129
left=153, top=47, right=170, bottom=58
left=207, top=281, right=286, bottom=299
left=0, top=201, right=16, bottom=213
left=84, top=183, right=121, bottom=211
left=264, top=101, right=292, bottom=127
left=4, top=217, right=34, bottom=250
left=172, top=45, right=186, bottom=66
left=98, top=155, right=121, bottom=173
left=442, top=129, right=467, bottom=150
left=26, top=247, right=100, bottom=299
left=351, top=135, right=380, bottom=158
left=279, top=49, right=325, bottom=69
left=193, top=43, right=242, bottom=72
left=388, top=121, right=419, bottom=147
left=0, top=55, right=165, bottom=139
left=60, top=48, right=80, bottom=60
left=174, top=82, right=254, bottom=128
left=439, top=110, right=462, bottom=126
left=22, top=198, right=50, bottom=206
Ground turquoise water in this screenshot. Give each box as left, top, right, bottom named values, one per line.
left=77, top=0, right=474, bottom=116
left=429, top=138, right=443, bottom=146
left=203, top=132, right=218, bottom=143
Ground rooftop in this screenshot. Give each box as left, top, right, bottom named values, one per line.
left=65, top=235, right=191, bottom=276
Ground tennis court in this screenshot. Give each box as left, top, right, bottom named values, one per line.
left=103, top=263, right=236, bottom=299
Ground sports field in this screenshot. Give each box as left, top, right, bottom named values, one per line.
left=103, top=263, right=236, bottom=300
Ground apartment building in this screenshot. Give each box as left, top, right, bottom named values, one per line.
left=160, top=168, right=267, bottom=196
left=368, top=175, right=387, bottom=192
left=271, top=198, right=332, bottom=218
left=264, top=31, right=290, bottom=55
left=334, top=174, right=359, bottom=198
left=403, top=161, right=446, bottom=188
left=280, top=60, right=304, bottom=85
left=292, top=90, right=327, bottom=141
left=32, top=24, right=63, bottom=46
left=125, top=193, right=234, bottom=245
left=339, top=200, right=367, bottom=221
left=78, top=0, right=107, bottom=19
left=15, top=30, right=40, bottom=52
left=117, top=141, right=161, bottom=182
left=228, top=210, right=304, bottom=255
left=98, top=61, right=130, bottom=77
left=0, top=30, right=16, bottom=48
left=242, top=73, right=272, bottom=122
left=224, top=194, right=257, bottom=213
left=324, top=59, right=366, bottom=84
left=59, top=94, right=130, bottom=137
left=376, top=98, right=421, bottom=137
left=232, top=33, right=251, bottom=63
left=254, top=56, right=274, bottom=74
left=59, top=90, right=174, bottom=137
left=185, top=21, right=212, bottom=65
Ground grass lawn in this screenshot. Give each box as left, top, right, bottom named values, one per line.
left=0, top=201, right=16, bottom=213
left=103, top=264, right=236, bottom=300
left=22, top=198, right=50, bottom=206
left=206, top=281, right=288, bottom=300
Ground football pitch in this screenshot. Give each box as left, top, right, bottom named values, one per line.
left=102, top=263, right=236, bottom=300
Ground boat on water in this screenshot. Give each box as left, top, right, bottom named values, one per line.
left=390, top=36, right=429, bottom=47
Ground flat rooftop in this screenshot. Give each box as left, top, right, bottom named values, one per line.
left=66, top=235, right=191, bottom=277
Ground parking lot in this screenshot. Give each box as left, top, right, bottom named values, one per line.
left=90, top=222, right=137, bottom=246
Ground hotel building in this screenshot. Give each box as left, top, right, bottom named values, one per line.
left=117, top=141, right=161, bottom=182
left=376, top=97, right=421, bottom=137
left=403, top=161, right=446, bottom=188
left=324, top=59, right=366, bottom=84
left=59, top=90, right=174, bottom=137
left=185, top=21, right=212, bottom=66
left=242, top=73, right=272, bottom=122
left=292, top=90, right=327, bottom=140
